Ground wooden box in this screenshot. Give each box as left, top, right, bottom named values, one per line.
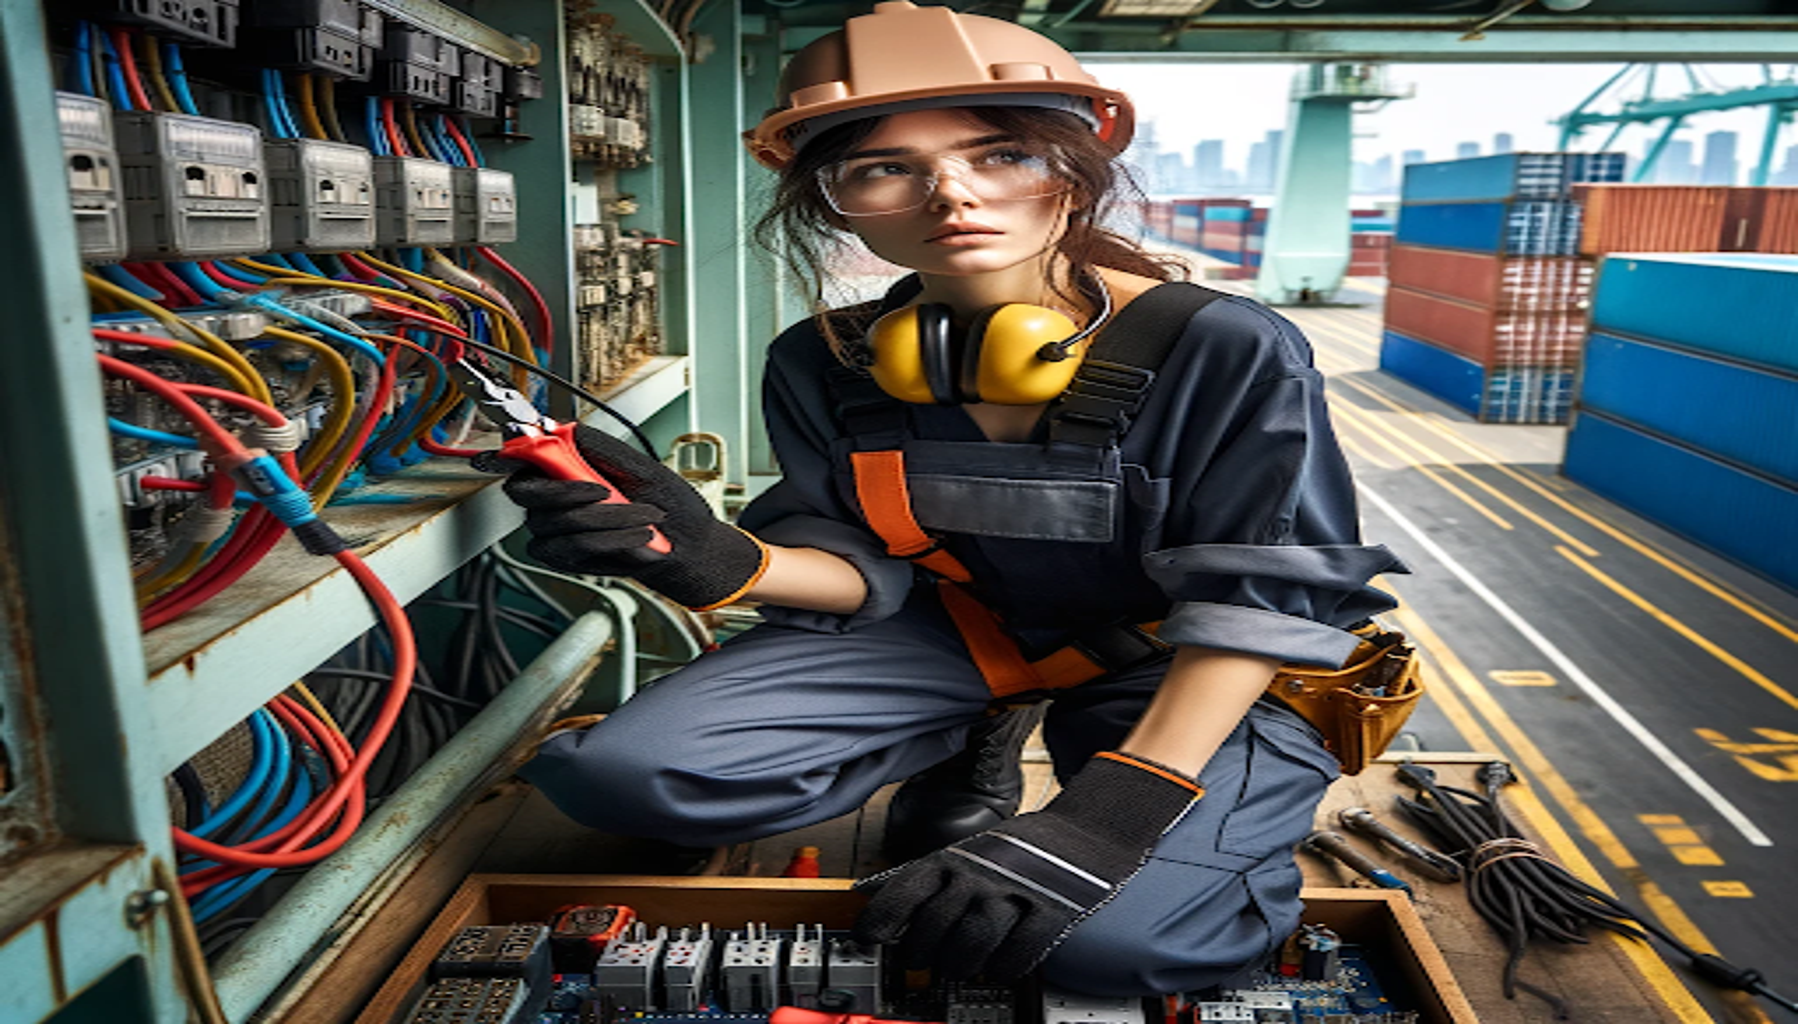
left=355, top=875, right=1479, bottom=1024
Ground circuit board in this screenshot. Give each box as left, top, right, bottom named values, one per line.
left=1199, top=949, right=1415, bottom=1024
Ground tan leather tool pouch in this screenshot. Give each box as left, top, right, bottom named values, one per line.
left=1267, top=629, right=1423, bottom=775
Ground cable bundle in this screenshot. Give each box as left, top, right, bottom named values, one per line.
left=1395, top=762, right=1797, bottom=1019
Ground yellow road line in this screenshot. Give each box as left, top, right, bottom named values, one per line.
left=1332, top=372, right=1798, bottom=645
left=1335, top=432, right=1396, bottom=470
left=1327, top=397, right=1602, bottom=558
left=1555, top=546, right=1798, bottom=713
left=1387, top=596, right=1753, bottom=1023
left=1326, top=400, right=1515, bottom=530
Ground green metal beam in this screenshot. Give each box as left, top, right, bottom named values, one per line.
left=1562, top=82, right=1798, bottom=127
left=1049, top=29, right=1798, bottom=62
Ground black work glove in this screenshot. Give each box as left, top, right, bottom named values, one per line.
left=480, top=424, right=768, bottom=610
left=854, top=751, right=1203, bottom=981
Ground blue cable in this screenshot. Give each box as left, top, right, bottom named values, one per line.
left=364, top=97, right=388, bottom=156
left=187, top=710, right=276, bottom=841
left=422, top=119, right=454, bottom=164
left=224, top=708, right=295, bottom=845
left=270, top=69, right=302, bottom=140
left=259, top=251, right=297, bottom=271
left=287, top=252, right=327, bottom=278
left=164, top=42, right=199, bottom=115
left=400, top=247, right=425, bottom=274
left=458, top=116, right=485, bottom=166
left=260, top=70, right=290, bottom=139
left=431, top=117, right=463, bottom=166
left=168, top=261, right=231, bottom=303
left=190, top=757, right=316, bottom=923
left=317, top=253, right=351, bottom=280
left=109, top=418, right=199, bottom=449
left=97, top=29, right=131, bottom=112
left=96, top=263, right=163, bottom=300
left=207, top=261, right=266, bottom=287
left=69, top=21, right=95, bottom=96
left=244, top=295, right=385, bottom=365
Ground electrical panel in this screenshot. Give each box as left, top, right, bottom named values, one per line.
left=246, top=0, right=379, bottom=79
left=58, top=91, right=128, bottom=261
left=374, top=154, right=454, bottom=245
left=381, top=22, right=457, bottom=105
left=265, top=138, right=375, bottom=250
left=454, top=166, right=516, bottom=244
left=115, top=110, right=269, bottom=257
left=106, top=0, right=241, bottom=47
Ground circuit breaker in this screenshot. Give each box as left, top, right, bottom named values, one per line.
left=57, top=91, right=127, bottom=261
left=114, top=111, right=270, bottom=258
left=266, top=139, right=375, bottom=251
left=374, top=155, right=454, bottom=245
left=454, top=166, right=517, bottom=244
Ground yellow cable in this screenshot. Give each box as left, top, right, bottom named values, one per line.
left=318, top=76, right=347, bottom=142
left=400, top=100, right=431, bottom=159
left=290, top=683, right=346, bottom=740
left=296, top=73, right=328, bottom=141
left=237, top=262, right=458, bottom=322
left=360, top=253, right=536, bottom=365
left=261, top=327, right=356, bottom=481
left=85, top=274, right=271, bottom=404
left=141, top=34, right=178, bottom=112
left=153, top=859, right=230, bottom=1024
left=136, top=544, right=208, bottom=605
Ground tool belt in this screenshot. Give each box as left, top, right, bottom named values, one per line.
left=848, top=448, right=1423, bottom=772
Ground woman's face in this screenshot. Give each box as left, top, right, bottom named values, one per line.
left=824, top=108, right=1072, bottom=278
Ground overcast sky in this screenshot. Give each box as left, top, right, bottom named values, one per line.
left=1085, top=62, right=1791, bottom=172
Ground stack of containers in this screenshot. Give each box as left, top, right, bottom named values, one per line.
left=1350, top=207, right=1394, bottom=277
left=1200, top=200, right=1253, bottom=266
left=1575, top=184, right=1798, bottom=255
left=1565, top=254, right=1798, bottom=590
left=1382, top=152, right=1625, bottom=422
left=1239, top=207, right=1268, bottom=278
left=1168, top=198, right=1204, bottom=249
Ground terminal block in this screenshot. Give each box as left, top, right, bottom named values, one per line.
left=1040, top=988, right=1148, bottom=1024
left=453, top=167, right=517, bottom=244
left=400, top=976, right=530, bottom=1024
left=57, top=92, right=127, bottom=261
left=787, top=924, right=826, bottom=1008
left=945, top=984, right=1014, bottom=1024
left=593, top=922, right=667, bottom=1011
left=375, top=155, right=454, bottom=245
left=432, top=924, right=552, bottom=992
left=248, top=0, right=380, bottom=79
left=824, top=938, right=882, bottom=1014
left=266, top=139, right=375, bottom=251
left=662, top=925, right=717, bottom=1011
left=115, top=111, right=269, bottom=258
left=107, top=0, right=239, bottom=47
left=723, top=923, right=784, bottom=1012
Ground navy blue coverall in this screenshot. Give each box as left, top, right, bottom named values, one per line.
left=521, top=280, right=1406, bottom=995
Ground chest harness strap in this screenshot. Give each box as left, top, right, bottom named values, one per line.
left=838, top=282, right=1228, bottom=699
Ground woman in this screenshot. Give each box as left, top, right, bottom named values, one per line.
left=501, top=0, right=1405, bottom=995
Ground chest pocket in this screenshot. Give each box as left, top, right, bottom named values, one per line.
left=899, top=439, right=1122, bottom=544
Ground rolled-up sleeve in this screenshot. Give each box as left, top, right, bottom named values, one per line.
left=736, top=324, right=916, bottom=632
left=1139, top=303, right=1406, bottom=667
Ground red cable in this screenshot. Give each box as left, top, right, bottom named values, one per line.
left=370, top=300, right=470, bottom=339
left=172, top=383, right=286, bottom=426
left=93, top=328, right=192, bottom=352
left=338, top=253, right=381, bottom=282
left=305, top=338, right=398, bottom=487
left=440, top=115, right=478, bottom=168
left=474, top=246, right=554, bottom=355
left=199, top=262, right=248, bottom=291
left=417, top=437, right=485, bottom=458
left=97, top=356, right=246, bottom=454
left=380, top=98, right=408, bottom=158
left=129, top=262, right=203, bottom=308
left=173, top=547, right=412, bottom=870
left=111, top=28, right=153, bottom=112
left=140, top=476, right=205, bottom=492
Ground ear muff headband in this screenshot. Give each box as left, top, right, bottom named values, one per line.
left=915, top=302, right=960, bottom=405
left=961, top=305, right=1004, bottom=405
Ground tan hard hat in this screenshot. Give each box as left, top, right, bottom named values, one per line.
left=744, top=1, right=1135, bottom=170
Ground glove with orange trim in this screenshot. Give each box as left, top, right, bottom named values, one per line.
left=853, top=751, right=1203, bottom=981
left=483, top=424, right=768, bottom=610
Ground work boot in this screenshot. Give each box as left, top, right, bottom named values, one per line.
left=882, top=703, right=1047, bottom=863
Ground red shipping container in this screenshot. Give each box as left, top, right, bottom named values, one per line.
left=1202, top=233, right=1246, bottom=253
left=1575, top=185, right=1734, bottom=255
left=1383, top=286, right=1588, bottom=367
left=1756, top=188, right=1798, bottom=252
left=1352, top=232, right=1393, bottom=249
left=1387, top=246, right=1592, bottom=311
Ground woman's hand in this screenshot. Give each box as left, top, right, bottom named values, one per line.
left=487, top=424, right=769, bottom=610
left=852, top=751, right=1202, bottom=981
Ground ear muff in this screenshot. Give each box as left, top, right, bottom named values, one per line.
left=967, top=303, right=1081, bottom=405
left=869, top=302, right=960, bottom=405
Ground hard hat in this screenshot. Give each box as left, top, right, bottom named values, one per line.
left=743, top=1, right=1134, bottom=170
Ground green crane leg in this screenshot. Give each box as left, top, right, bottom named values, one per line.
left=1255, top=95, right=1354, bottom=305
left=1634, top=115, right=1686, bottom=183
left=1752, top=103, right=1789, bottom=187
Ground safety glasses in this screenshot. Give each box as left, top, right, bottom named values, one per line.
left=818, top=142, right=1069, bottom=217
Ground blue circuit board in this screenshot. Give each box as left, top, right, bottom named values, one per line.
left=1208, top=950, right=1416, bottom=1023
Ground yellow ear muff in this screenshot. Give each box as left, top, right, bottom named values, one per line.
left=870, top=303, right=961, bottom=404
left=968, top=304, right=1082, bottom=405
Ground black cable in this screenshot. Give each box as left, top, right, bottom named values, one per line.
left=171, top=763, right=209, bottom=830
left=449, top=333, right=659, bottom=457
left=304, top=667, right=484, bottom=710
left=1396, top=762, right=1798, bottom=1018
left=412, top=599, right=564, bottom=638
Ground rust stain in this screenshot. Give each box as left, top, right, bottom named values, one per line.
left=183, top=654, right=198, bottom=674
left=42, top=905, right=65, bottom=1004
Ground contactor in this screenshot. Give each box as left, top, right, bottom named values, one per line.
left=57, top=91, right=128, bottom=261
left=114, top=111, right=269, bottom=258
left=375, top=155, right=454, bottom=245
left=454, top=166, right=517, bottom=244
left=266, top=138, right=375, bottom=251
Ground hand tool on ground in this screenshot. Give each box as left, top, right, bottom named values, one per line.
left=452, top=357, right=671, bottom=554
left=1338, top=806, right=1462, bottom=883
left=1301, top=829, right=1413, bottom=895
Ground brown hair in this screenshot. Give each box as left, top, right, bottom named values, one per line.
left=751, top=105, right=1186, bottom=358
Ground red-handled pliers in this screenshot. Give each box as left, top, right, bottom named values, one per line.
left=453, top=358, right=672, bottom=554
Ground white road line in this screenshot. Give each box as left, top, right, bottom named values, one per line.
left=1358, top=481, right=1774, bottom=847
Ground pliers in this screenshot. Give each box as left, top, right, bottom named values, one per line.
left=452, top=357, right=672, bottom=554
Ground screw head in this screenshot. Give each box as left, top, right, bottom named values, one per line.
left=126, top=888, right=170, bottom=927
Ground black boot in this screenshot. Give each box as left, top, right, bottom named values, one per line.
left=882, top=703, right=1048, bottom=863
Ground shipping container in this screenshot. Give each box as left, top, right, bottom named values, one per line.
left=1575, top=185, right=1734, bottom=255
left=1384, top=286, right=1588, bottom=366
left=1564, top=411, right=1798, bottom=591
left=1380, top=329, right=1484, bottom=414
left=1353, top=232, right=1394, bottom=249
left=1580, top=332, right=1798, bottom=486
left=1590, top=253, right=1798, bottom=374
left=1401, top=152, right=1625, bottom=205
left=1387, top=246, right=1592, bottom=311
left=1204, top=206, right=1251, bottom=222
left=1396, top=200, right=1581, bottom=255
left=1756, top=188, right=1798, bottom=253
left=1483, top=365, right=1576, bottom=424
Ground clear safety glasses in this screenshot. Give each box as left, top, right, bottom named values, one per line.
left=817, top=143, right=1069, bottom=217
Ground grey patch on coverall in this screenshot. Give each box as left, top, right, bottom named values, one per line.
left=520, top=280, right=1402, bottom=994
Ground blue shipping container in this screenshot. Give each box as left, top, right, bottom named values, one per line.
left=1380, top=330, right=1483, bottom=414
left=1400, top=152, right=1625, bottom=205
left=1581, top=332, right=1798, bottom=486
left=1564, top=411, right=1798, bottom=592
left=1204, top=206, right=1250, bottom=222
left=1590, top=254, right=1798, bottom=375
left=1484, top=365, right=1575, bottom=425
left=1396, top=200, right=1580, bottom=255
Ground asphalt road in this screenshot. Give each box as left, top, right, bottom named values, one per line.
left=1272, top=284, right=1798, bottom=1024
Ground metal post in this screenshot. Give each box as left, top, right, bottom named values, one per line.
left=1752, top=102, right=1789, bottom=187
